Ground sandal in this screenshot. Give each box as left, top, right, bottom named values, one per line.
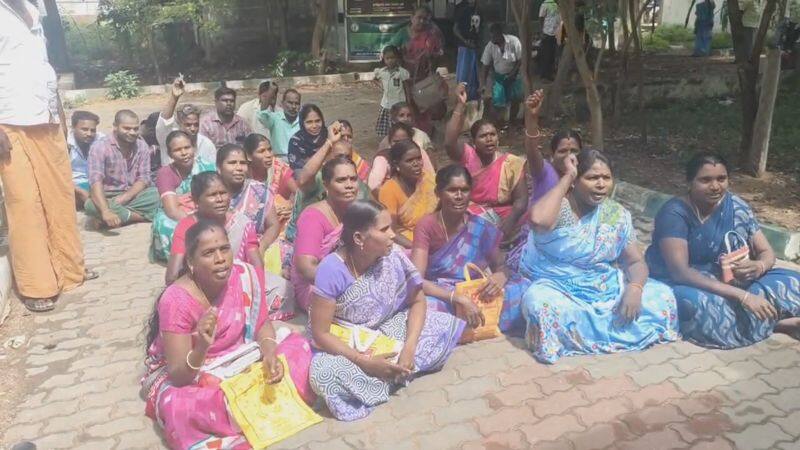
left=84, top=268, right=100, bottom=281
left=22, top=297, right=58, bottom=313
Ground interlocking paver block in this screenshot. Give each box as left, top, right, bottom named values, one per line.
left=419, top=423, right=480, bottom=449
left=667, top=412, right=735, bottom=444
left=719, top=398, right=786, bottom=428
left=432, top=398, right=492, bottom=426
left=671, top=370, right=728, bottom=394
left=43, top=406, right=113, bottom=434
left=626, top=382, right=684, bottom=409
left=573, top=397, right=632, bottom=428
left=584, top=355, right=641, bottom=379
left=629, top=362, right=685, bottom=386
left=672, top=353, right=726, bottom=374
left=689, top=436, right=736, bottom=450
left=85, top=416, right=149, bottom=439
left=753, top=348, right=800, bottom=370
left=564, top=421, right=635, bottom=450
left=578, top=375, right=638, bottom=402
left=519, top=414, right=585, bottom=446
left=485, top=382, right=543, bottom=408
left=31, top=431, right=78, bottom=450
left=621, top=404, right=686, bottom=435
left=475, top=406, right=536, bottom=435
left=673, top=392, right=729, bottom=417
left=617, top=428, right=685, bottom=450
left=773, top=410, right=800, bottom=438
left=390, top=389, right=448, bottom=418
left=496, top=364, right=553, bottom=387
left=758, top=366, right=800, bottom=390
left=444, top=375, right=500, bottom=402
left=461, top=430, right=528, bottom=450
left=725, top=422, right=792, bottom=450
left=307, top=437, right=353, bottom=450
left=527, top=389, right=589, bottom=417
left=719, top=378, right=778, bottom=403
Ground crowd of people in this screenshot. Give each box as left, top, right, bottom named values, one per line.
left=4, top=2, right=800, bottom=449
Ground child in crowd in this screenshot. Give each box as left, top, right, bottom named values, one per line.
left=373, top=45, right=410, bottom=138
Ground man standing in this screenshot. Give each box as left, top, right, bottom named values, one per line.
left=84, top=110, right=159, bottom=229
left=480, top=23, right=524, bottom=128
left=237, top=80, right=275, bottom=139
left=256, top=83, right=301, bottom=161
left=538, top=0, right=561, bottom=80
left=156, top=77, right=217, bottom=165
left=453, top=0, right=482, bottom=102
left=199, top=86, right=252, bottom=149
left=0, top=0, right=86, bottom=312
left=68, top=110, right=104, bottom=208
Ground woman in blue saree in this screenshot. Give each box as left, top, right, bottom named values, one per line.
left=520, top=149, right=678, bottom=364
left=308, top=200, right=464, bottom=421
left=411, top=164, right=531, bottom=332
left=646, top=154, right=800, bottom=348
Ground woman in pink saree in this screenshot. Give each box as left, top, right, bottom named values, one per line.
left=290, top=157, right=360, bottom=311
left=444, top=83, right=528, bottom=244
left=142, top=220, right=313, bottom=450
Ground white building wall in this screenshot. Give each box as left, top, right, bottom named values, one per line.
left=56, top=0, right=100, bottom=18
left=661, top=0, right=724, bottom=31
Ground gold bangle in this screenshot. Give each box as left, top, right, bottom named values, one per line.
left=525, top=129, right=542, bottom=139
left=186, top=350, right=202, bottom=370
left=627, top=282, right=644, bottom=292
left=449, top=290, right=456, bottom=304
left=259, top=336, right=279, bottom=347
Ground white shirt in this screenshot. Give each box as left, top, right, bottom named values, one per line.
left=374, top=66, right=410, bottom=109
left=237, top=98, right=272, bottom=139
left=155, top=114, right=217, bottom=166
left=539, top=0, right=561, bottom=37
left=481, top=34, right=523, bottom=75
left=0, top=1, right=59, bottom=126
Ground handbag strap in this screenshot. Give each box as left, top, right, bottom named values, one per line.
left=723, top=230, right=746, bottom=253
left=463, top=262, right=488, bottom=282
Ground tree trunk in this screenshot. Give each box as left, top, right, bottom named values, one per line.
left=276, top=0, right=290, bottom=49
left=311, top=0, right=334, bottom=60
left=510, top=0, right=533, bottom=94
left=747, top=0, right=787, bottom=176
left=144, top=29, right=164, bottom=85
left=630, top=0, right=648, bottom=144
left=559, top=0, right=604, bottom=150
left=542, top=44, right=575, bottom=121
left=727, top=0, right=780, bottom=164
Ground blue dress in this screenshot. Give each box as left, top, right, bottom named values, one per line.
left=646, top=193, right=800, bottom=349
left=519, top=199, right=678, bottom=364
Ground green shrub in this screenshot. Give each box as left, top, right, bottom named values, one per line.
left=268, top=51, right=320, bottom=77
left=653, top=24, right=695, bottom=45
left=711, top=32, right=733, bottom=49
left=104, top=70, right=140, bottom=99
left=643, top=34, right=671, bottom=52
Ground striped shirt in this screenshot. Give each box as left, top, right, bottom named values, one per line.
left=199, top=110, right=252, bottom=149
left=88, top=133, right=152, bottom=191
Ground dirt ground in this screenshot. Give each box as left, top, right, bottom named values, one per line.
left=71, top=80, right=800, bottom=231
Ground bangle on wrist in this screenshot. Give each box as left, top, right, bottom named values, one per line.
left=627, top=282, right=644, bottom=292
left=186, top=349, right=202, bottom=370
left=740, top=292, right=750, bottom=303
left=259, top=336, right=278, bottom=347
left=449, top=290, right=456, bottom=304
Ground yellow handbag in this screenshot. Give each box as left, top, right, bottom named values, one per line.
left=220, top=355, right=323, bottom=449
left=454, top=263, right=504, bottom=344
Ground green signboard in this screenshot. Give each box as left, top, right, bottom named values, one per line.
left=346, top=17, right=409, bottom=62
left=346, top=0, right=418, bottom=16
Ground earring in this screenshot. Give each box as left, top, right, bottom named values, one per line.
left=359, top=243, right=364, bottom=250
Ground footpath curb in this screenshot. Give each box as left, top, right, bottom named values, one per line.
left=613, top=181, right=800, bottom=261
left=61, top=68, right=452, bottom=104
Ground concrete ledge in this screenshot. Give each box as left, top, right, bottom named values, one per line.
left=613, top=181, right=800, bottom=261
left=61, top=67, right=452, bottom=104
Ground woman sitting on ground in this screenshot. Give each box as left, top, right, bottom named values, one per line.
left=411, top=164, right=530, bottom=332
left=216, top=143, right=281, bottom=254
left=290, top=157, right=361, bottom=311
left=287, top=104, right=334, bottom=172
left=370, top=121, right=435, bottom=192
left=242, top=133, right=296, bottom=207
left=520, top=149, right=678, bottom=364
left=150, top=130, right=216, bottom=261
left=309, top=200, right=464, bottom=421
left=506, top=92, right=582, bottom=270
left=378, top=140, right=437, bottom=249
left=142, top=220, right=313, bottom=450
left=444, top=83, right=528, bottom=243
left=165, top=172, right=262, bottom=285
left=336, top=119, right=372, bottom=182
left=645, top=154, right=800, bottom=348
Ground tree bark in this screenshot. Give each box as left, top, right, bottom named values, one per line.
left=310, top=0, right=334, bottom=60
left=630, top=0, right=648, bottom=144
left=510, top=0, right=533, bottom=94
left=727, top=0, right=780, bottom=165
left=747, top=0, right=787, bottom=176
left=143, top=29, right=164, bottom=85
left=542, top=43, right=575, bottom=122
left=559, top=0, right=604, bottom=150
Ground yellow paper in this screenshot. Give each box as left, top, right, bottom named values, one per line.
left=329, top=323, right=402, bottom=356
left=220, top=355, right=322, bottom=449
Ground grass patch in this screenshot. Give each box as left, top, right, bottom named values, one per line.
left=622, top=74, right=800, bottom=177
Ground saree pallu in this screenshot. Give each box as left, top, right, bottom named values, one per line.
left=230, top=179, right=271, bottom=235
left=520, top=200, right=678, bottom=364
left=647, top=194, right=800, bottom=348
left=150, top=159, right=216, bottom=262
left=309, top=249, right=464, bottom=421
left=142, top=262, right=314, bottom=450
left=424, top=213, right=530, bottom=332
left=394, top=173, right=437, bottom=240
left=462, top=148, right=525, bottom=223
left=289, top=223, right=344, bottom=312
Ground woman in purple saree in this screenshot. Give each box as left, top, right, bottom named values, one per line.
left=308, top=201, right=464, bottom=421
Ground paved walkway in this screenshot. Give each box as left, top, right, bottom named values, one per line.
left=2, top=215, right=800, bottom=450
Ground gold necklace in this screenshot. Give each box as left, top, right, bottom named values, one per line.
left=439, top=211, right=465, bottom=242
left=347, top=252, right=360, bottom=278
